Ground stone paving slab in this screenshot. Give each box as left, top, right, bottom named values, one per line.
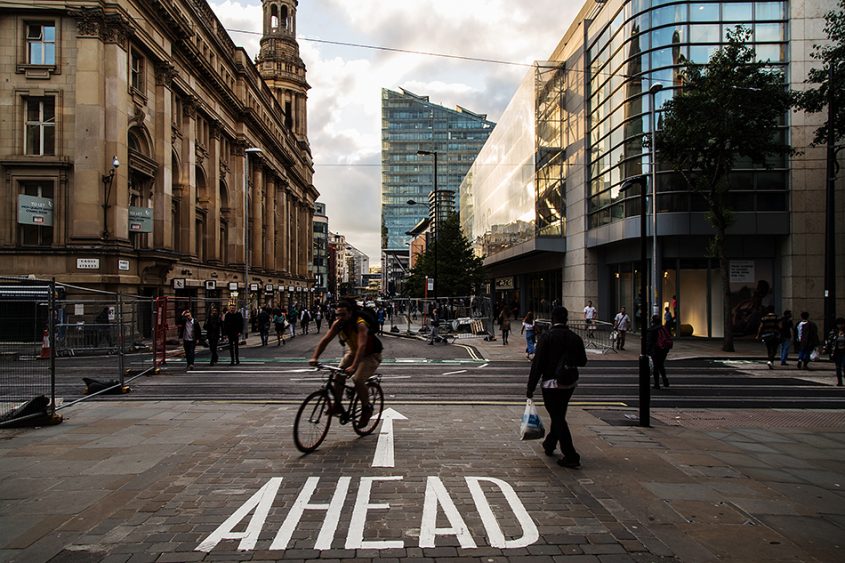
left=0, top=402, right=843, bottom=562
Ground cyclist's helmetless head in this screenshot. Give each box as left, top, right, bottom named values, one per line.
left=335, top=299, right=356, bottom=321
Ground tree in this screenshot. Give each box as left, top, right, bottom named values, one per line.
left=795, top=0, right=845, bottom=146
left=655, top=27, right=795, bottom=352
left=404, top=213, right=484, bottom=298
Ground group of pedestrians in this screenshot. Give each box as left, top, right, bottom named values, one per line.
left=175, top=301, right=332, bottom=370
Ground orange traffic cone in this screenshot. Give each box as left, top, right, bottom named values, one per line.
left=40, top=329, right=51, bottom=359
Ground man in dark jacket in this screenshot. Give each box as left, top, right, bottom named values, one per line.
left=526, top=306, right=587, bottom=468
left=222, top=303, right=244, bottom=365
left=204, top=306, right=222, bottom=366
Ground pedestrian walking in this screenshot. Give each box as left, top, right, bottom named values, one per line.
left=521, top=311, right=536, bottom=359
left=314, top=307, right=323, bottom=333
left=613, top=306, right=631, bottom=351
left=300, top=307, right=311, bottom=335
left=178, top=309, right=201, bottom=371
left=526, top=306, right=587, bottom=469
left=756, top=309, right=780, bottom=369
left=825, top=317, right=845, bottom=386
left=663, top=306, right=674, bottom=335
left=204, top=306, right=222, bottom=365
left=498, top=305, right=513, bottom=345
left=257, top=307, right=271, bottom=346
left=288, top=304, right=298, bottom=339
left=428, top=308, right=441, bottom=345
left=796, top=311, right=820, bottom=370
left=583, top=300, right=597, bottom=339
left=646, top=314, right=672, bottom=388
left=377, top=307, right=386, bottom=336
left=778, top=310, right=794, bottom=365
left=223, top=303, right=243, bottom=365
left=273, top=309, right=287, bottom=346
left=95, top=306, right=113, bottom=347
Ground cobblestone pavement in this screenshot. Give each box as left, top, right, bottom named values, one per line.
left=1, top=400, right=843, bottom=562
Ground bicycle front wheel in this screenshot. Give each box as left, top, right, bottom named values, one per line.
left=352, top=381, right=385, bottom=436
left=293, top=390, right=332, bottom=453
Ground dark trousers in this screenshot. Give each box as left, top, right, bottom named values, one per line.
left=651, top=350, right=668, bottom=387
left=229, top=336, right=240, bottom=364
left=764, top=337, right=779, bottom=362
left=183, top=340, right=196, bottom=367
left=208, top=338, right=219, bottom=365
left=541, top=386, right=579, bottom=461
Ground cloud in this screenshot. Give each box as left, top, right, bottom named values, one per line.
left=209, top=0, right=582, bottom=262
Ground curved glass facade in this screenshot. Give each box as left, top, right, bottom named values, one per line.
left=586, top=0, right=789, bottom=229
left=460, top=64, right=566, bottom=259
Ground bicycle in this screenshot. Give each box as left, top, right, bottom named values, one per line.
left=293, top=363, right=384, bottom=453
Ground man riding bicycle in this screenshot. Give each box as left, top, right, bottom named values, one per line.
left=310, top=300, right=383, bottom=425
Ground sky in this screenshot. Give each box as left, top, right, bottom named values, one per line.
left=208, top=0, right=583, bottom=262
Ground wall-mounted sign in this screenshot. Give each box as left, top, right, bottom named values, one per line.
left=495, top=277, right=515, bottom=290
left=173, top=278, right=186, bottom=289
left=729, top=260, right=755, bottom=284
left=264, top=284, right=274, bottom=293
left=277, top=284, right=284, bottom=291
left=427, top=277, right=434, bottom=291
left=205, top=280, right=217, bottom=290
left=128, top=206, right=153, bottom=233
left=288, top=286, right=294, bottom=292
left=228, top=282, right=239, bottom=291
left=295, top=286, right=302, bottom=292
left=18, top=194, right=54, bottom=226
left=76, top=258, right=100, bottom=270
left=118, top=259, right=130, bottom=271
left=249, top=283, right=259, bottom=291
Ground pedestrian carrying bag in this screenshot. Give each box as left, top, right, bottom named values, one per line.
left=520, top=399, right=546, bottom=440
left=656, top=325, right=673, bottom=350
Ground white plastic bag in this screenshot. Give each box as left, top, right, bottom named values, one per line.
left=520, top=399, right=546, bottom=440
left=810, top=347, right=820, bottom=362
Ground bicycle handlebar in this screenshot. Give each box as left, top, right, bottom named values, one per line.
left=314, top=363, right=346, bottom=373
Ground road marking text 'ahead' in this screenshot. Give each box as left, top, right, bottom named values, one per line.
left=196, top=475, right=538, bottom=552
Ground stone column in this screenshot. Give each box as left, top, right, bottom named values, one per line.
left=251, top=162, right=264, bottom=269
left=154, top=62, right=177, bottom=249
left=265, top=175, right=276, bottom=272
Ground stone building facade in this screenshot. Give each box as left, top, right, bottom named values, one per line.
left=0, top=0, right=317, bottom=309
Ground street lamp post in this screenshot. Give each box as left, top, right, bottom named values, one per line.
left=621, top=174, right=650, bottom=428
left=101, top=155, right=120, bottom=239
left=649, top=83, right=663, bottom=318
left=243, top=147, right=263, bottom=337
left=417, top=150, right=439, bottom=303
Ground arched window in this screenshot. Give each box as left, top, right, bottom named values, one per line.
left=128, top=127, right=156, bottom=249
left=195, top=166, right=208, bottom=261
left=270, top=5, right=279, bottom=32
left=281, top=5, right=289, bottom=30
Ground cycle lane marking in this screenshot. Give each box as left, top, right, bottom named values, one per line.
left=372, top=408, right=407, bottom=468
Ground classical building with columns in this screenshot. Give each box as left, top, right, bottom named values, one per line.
left=0, top=0, right=317, bottom=309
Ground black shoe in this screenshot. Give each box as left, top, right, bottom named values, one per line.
left=662, top=379, right=669, bottom=387
left=796, top=361, right=802, bottom=369
left=557, top=457, right=581, bottom=469
left=653, top=385, right=660, bottom=390
left=543, top=446, right=555, bottom=457
left=358, top=405, right=373, bottom=426
left=230, top=361, right=235, bottom=365
left=236, top=360, right=240, bottom=365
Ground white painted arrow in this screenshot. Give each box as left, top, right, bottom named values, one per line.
left=371, top=408, right=407, bottom=468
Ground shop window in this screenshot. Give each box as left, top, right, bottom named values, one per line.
left=26, top=22, right=55, bottom=65
left=18, top=180, right=54, bottom=246
left=24, top=96, right=56, bottom=156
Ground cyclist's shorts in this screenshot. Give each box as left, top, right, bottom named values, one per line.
left=340, top=352, right=382, bottom=384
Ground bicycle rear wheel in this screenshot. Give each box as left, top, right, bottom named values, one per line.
left=352, top=381, right=384, bottom=436
left=293, top=390, right=332, bottom=453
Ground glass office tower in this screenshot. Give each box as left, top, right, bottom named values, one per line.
left=461, top=0, right=832, bottom=337
left=381, top=88, right=495, bottom=294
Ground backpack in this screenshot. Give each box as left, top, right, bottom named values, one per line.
left=656, top=325, right=673, bottom=350
left=552, top=329, right=579, bottom=388
left=355, top=307, right=384, bottom=354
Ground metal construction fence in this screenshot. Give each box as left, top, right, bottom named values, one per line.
left=0, top=277, right=160, bottom=426
left=379, top=296, right=495, bottom=339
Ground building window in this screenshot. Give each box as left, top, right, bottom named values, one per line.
left=18, top=181, right=54, bottom=246
left=131, top=50, right=145, bottom=92
left=27, top=23, right=55, bottom=65
left=25, top=97, right=56, bottom=156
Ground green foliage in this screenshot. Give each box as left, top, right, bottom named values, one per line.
left=657, top=26, right=794, bottom=217
left=795, top=0, right=845, bottom=146
left=404, top=213, right=484, bottom=297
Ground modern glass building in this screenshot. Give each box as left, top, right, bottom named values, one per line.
left=381, top=88, right=495, bottom=294
left=461, top=0, right=837, bottom=337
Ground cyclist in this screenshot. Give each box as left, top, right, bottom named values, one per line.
left=309, top=299, right=383, bottom=425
